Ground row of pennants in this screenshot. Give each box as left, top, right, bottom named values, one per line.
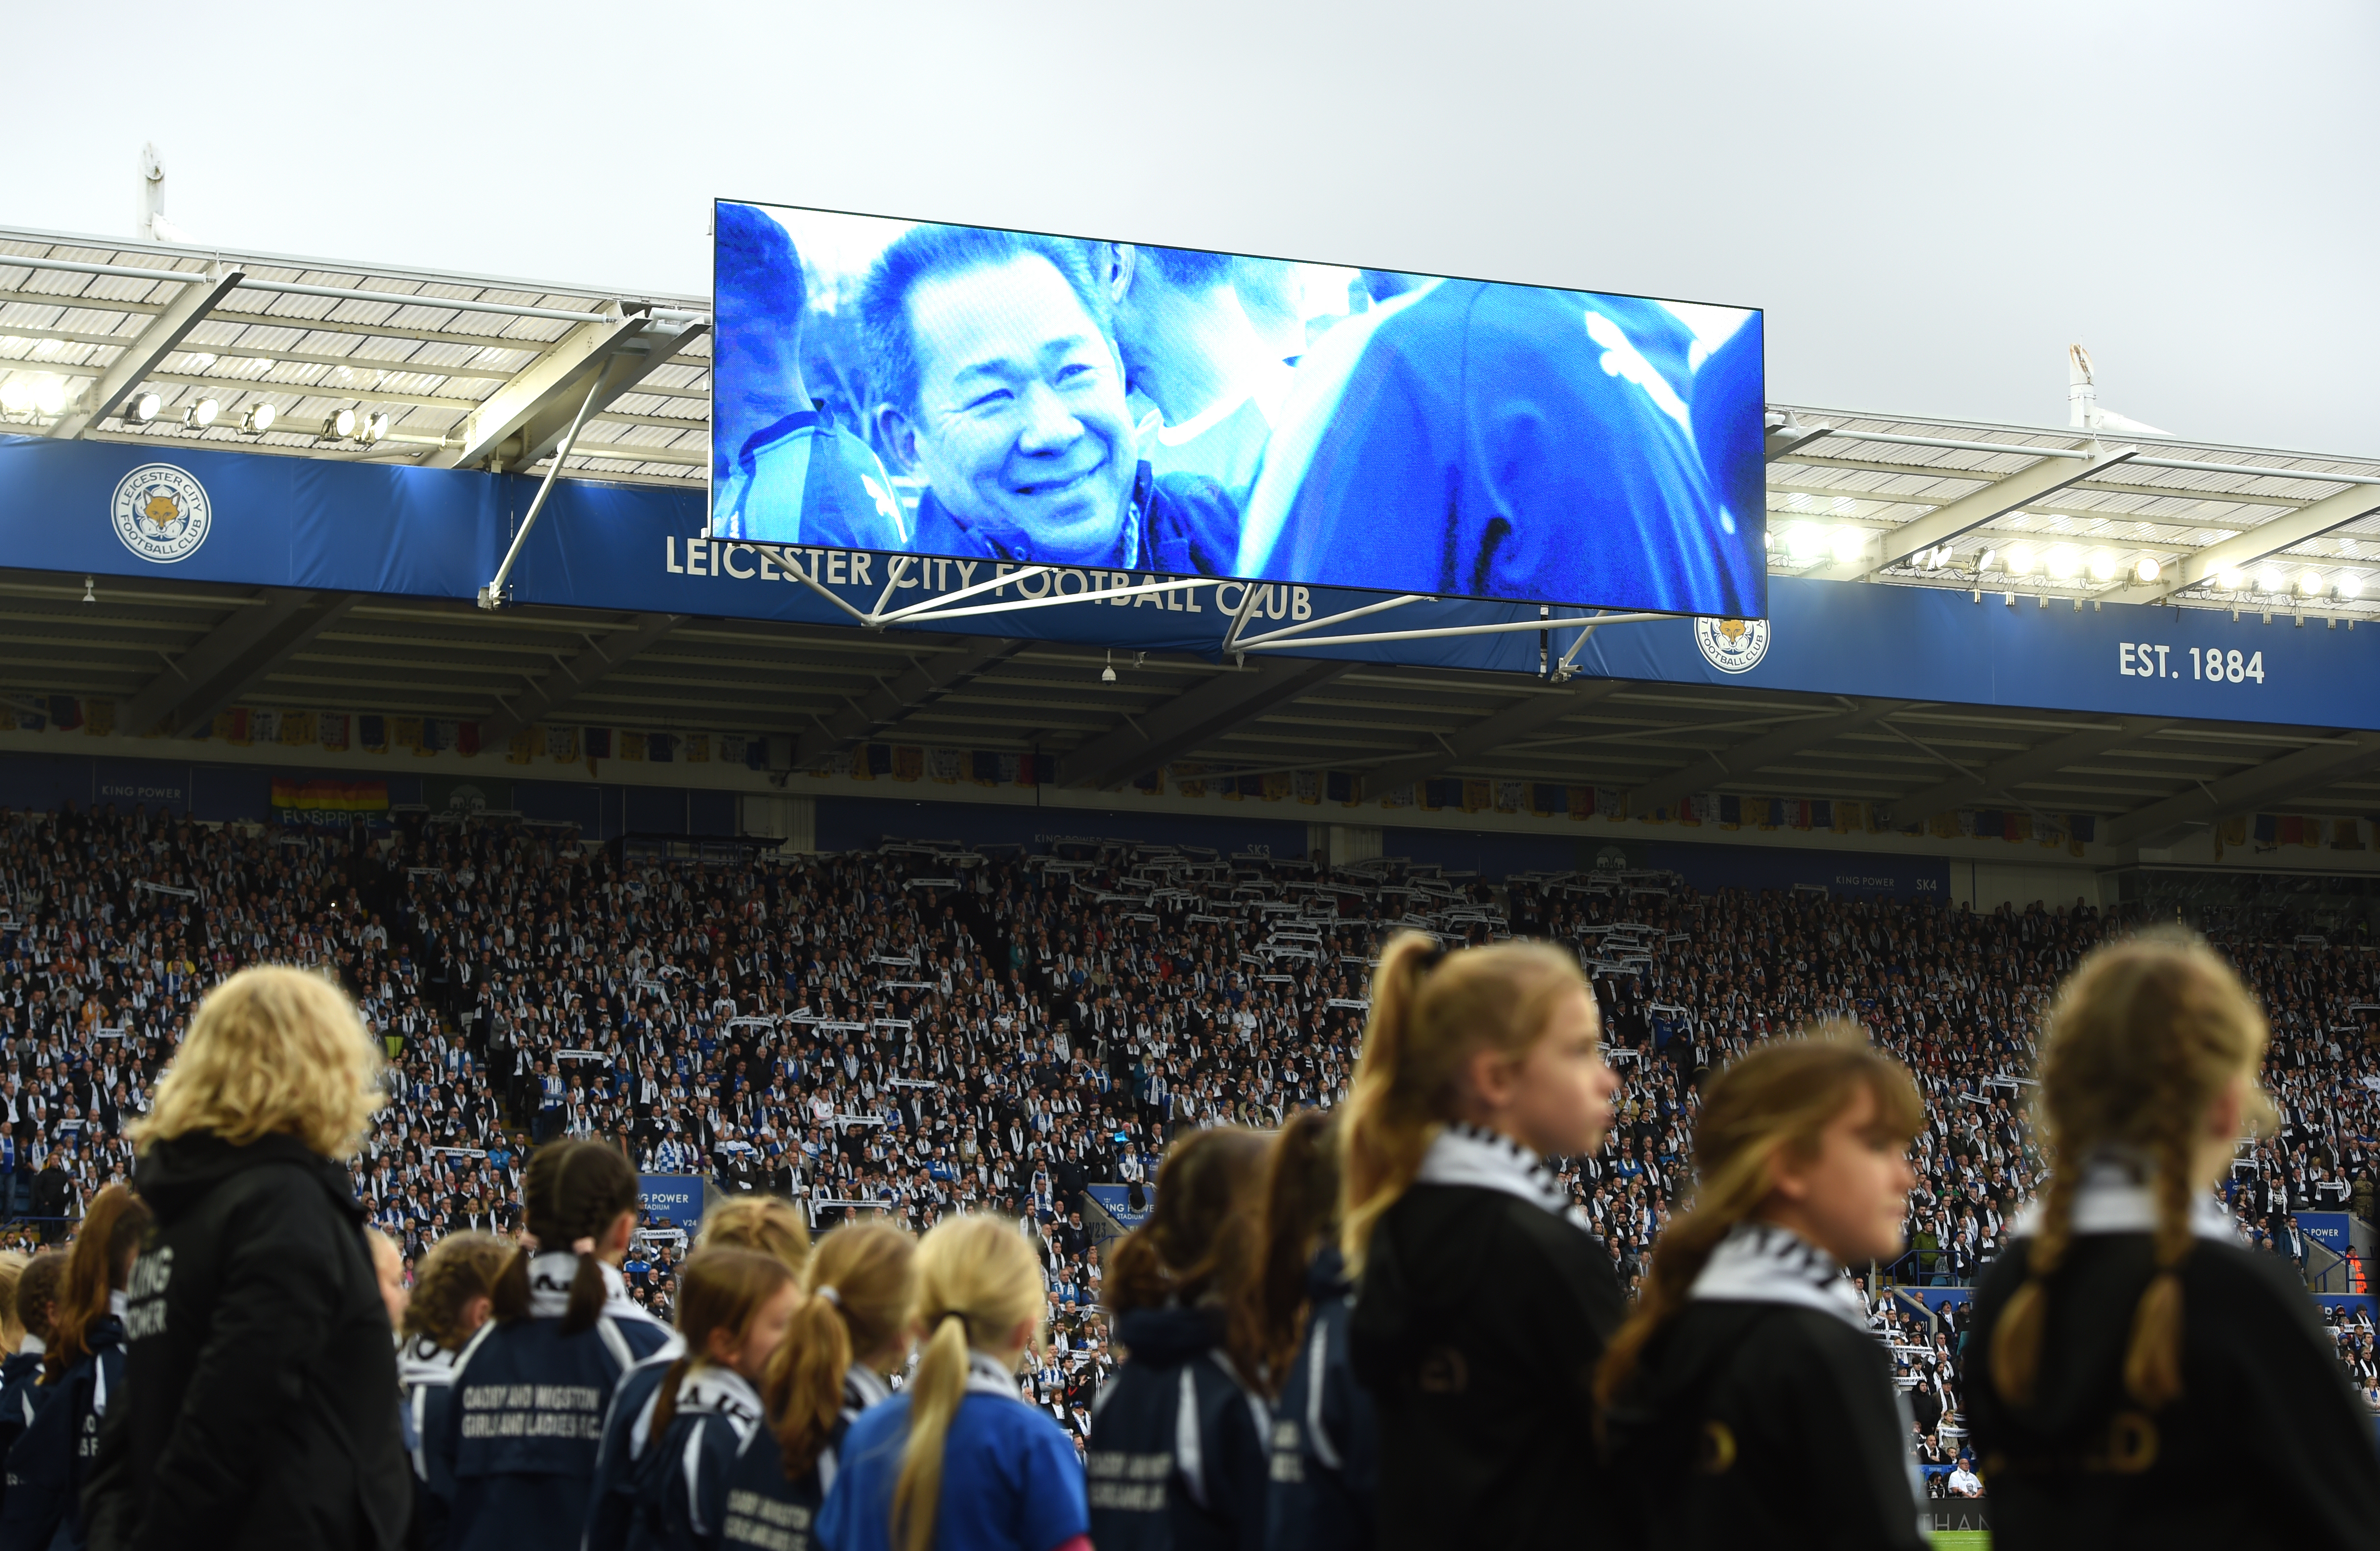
left=12, top=695, right=2368, bottom=853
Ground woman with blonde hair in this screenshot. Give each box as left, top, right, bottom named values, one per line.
left=1342, top=932, right=1624, bottom=1551
left=1966, top=932, right=2380, bottom=1544
left=1597, top=1031, right=1928, bottom=1550
left=80, top=965, right=412, bottom=1551
left=815, top=1214, right=1087, bottom=1551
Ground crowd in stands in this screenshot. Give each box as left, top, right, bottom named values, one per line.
left=4, top=796, right=2380, bottom=1456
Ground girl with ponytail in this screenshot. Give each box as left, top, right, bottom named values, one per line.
left=1250, top=1110, right=1377, bottom=1551
left=591, top=1190, right=817, bottom=1551
left=1341, top=931, right=1623, bottom=1551
left=1085, top=1124, right=1274, bottom=1551
left=1966, top=931, right=2380, bottom=1546
left=694, top=1223, right=917, bottom=1551
left=815, top=1214, right=1087, bottom=1551
left=1596, top=1029, right=1927, bottom=1550
left=631, top=1249, right=802, bottom=1551
left=433, top=1138, right=671, bottom=1551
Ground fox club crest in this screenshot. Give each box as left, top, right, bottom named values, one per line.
left=110, top=463, right=212, bottom=563
left=1694, top=615, right=1770, bottom=674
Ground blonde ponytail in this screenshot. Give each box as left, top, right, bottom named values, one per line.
left=1598, top=1028, right=1921, bottom=1412
left=1340, top=932, right=1589, bottom=1272
left=891, top=1215, right=1043, bottom=1551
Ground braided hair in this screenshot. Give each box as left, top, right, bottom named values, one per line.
left=491, top=1140, right=640, bottom=1335
left=1989, top=930, right=2274, bottom=1412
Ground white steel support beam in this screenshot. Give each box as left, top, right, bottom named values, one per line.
left=1627, top=699, right=1912, bottom=817
left=425, top=313, right=706, bottom=473
left=480, top=612, right=686, bottom=746
left=2104, top=731, right=2380, bottom=848
left=792, top=637, right=1025, bottom=768
left=1808, top=443, right=2139, bottom=582
left=1880, top=715, right=2176, bottom=829
left=1059, top=657, right=1353, bottom=791
left=46, top=266, right=245, bottom=440
left=1365, top=679, right=1626, bottom=791
left=2102, top=483, right=2380, bottom=604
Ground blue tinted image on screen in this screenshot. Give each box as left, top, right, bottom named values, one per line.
left=710, top=200, right=1765, bottom=618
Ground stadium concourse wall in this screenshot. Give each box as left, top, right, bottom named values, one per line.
left=2, top=732, right=2342, bottom=915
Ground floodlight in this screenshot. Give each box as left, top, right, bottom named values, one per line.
left=2341, top=575, right=2364, bottom=600
left=185, top=398, right=219, bottom=429
left=2087, top=550, right=2117, bottom=581
left=132, top=391, right=162, bottom=423
left=363, top=410, right=389, bottom=443
left=1829, top=526, right=1865, bottom=564
left=1785, top=523, right=1826, bottom=564
left=242, top=402, right=276, bottom=434
left=0, top=378, right=33, bottom=415
left=2259, top=567, right=2286, bottom=593
left=2300, top=569, right=2325, bottom=596
left=2134, top=557, right=2160, bottom=583
left=31, top=376, right=66, bottom=416
left=2216, top=568, right=2245, bottom=590
left=2047, top=544, right=2080, bottom=580
left=324, top=406, right=358, bottom=439
left=2007, top=544, right=2036, bottom=576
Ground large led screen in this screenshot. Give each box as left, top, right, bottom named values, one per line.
left=711, top=200, right=1765, bottom=617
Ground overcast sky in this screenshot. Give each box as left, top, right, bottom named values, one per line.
left=7, top=1, right=2375, bottom=454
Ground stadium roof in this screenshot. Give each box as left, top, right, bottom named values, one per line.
left=4, top=221, right=2379, bottom=854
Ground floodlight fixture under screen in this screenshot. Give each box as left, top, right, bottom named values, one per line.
left=709, top=200, right=1766, bottom=618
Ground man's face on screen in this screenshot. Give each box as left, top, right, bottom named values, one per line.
left=889, top=254, right=1136, bottom=560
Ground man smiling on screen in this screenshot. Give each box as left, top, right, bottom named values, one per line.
left=859, top=225, right=1237, bottom=573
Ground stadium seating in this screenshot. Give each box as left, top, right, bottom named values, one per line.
left=3, top=796, right=2377, bottom=1447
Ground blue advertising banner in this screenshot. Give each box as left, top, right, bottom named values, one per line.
left=641, top=1174, right=707, bottom=1230
left=708, top=202, right=1766, bottom=619
left=4, top=437, right=2376, bottom=729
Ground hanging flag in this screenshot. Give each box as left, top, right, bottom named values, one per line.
left=546, top=726, right=579, bottom=763
left=319, top=711, right=350, bottom=752
left=1718, top=794, right=1741, bottom=829
left=1377, top=782, right=1414, bottom=809
left=83, top=700, right=115, bottom=738
left=684, top=733, right=709, bottom=763
left=619, top=732, right=646, bottom=761
left=359, top=715, right=387, bottom=754
left=508, top=732, right=536, bottom=765
left=48, top=696, right=81, bottom=732
left=1296, top=771, right=1322, bottom=805
left=250, top=709, right=280, bottom=745
left=997, top=753, right=1022, bottom=786
left=970, top=750, right=999, bottom=785
left=1569, top=786, right=1595, bottom=821
left=584, top=727, right=612, bottom=760
left=929, top=747, right=961, bottom=784
left=893, top=746, right=925, bottom=781
left=457, top=721, right=481, bottom=757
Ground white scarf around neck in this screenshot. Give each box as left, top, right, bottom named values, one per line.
left=526, top=1251, right=659, bottom=1324
left=1689, top=1222, right=1870, bottom=1330
left=675, top=1364, right=765, bottom=1444
left=2009, top=1159, right=2237, bottom=1243
left=1416, top=1123, right=1569, bottom=1214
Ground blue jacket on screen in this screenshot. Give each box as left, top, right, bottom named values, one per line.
left=1085, top=1306, right=1270, bottom=1551
left=816, top=1351, right=1086, bottom=1551
left=713, top=409, right=909, bottom=551
left=432, top=1255, right=671, bottom=1551
left=1236, top=280, right=1759, bottom=618
left=1264, top=1250, right=1376, bottom=1551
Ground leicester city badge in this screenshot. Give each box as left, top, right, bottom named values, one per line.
left=110, top=463, right=212, bottom=563
left=1694, top=616, right=1770, bottom=674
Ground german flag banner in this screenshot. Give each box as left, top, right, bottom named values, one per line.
left=270, top=778, right=390, bottom=814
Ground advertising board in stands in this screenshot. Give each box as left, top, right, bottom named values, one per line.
left=707, top=201, right=1766, bottom=620
left=640, top=1174, right=707, bottom=1230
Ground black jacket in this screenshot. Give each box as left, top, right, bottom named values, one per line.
left=87, top=1132, right=411, bottom=1551
left=1605, top=1301, right=1926, bottom=1551
left=1966, top=1228, right=2380, bottom=1549
left=1349, top=1183, right=1624, bottom=1551
left=1264, top=1248, right=1375, bottom=1551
